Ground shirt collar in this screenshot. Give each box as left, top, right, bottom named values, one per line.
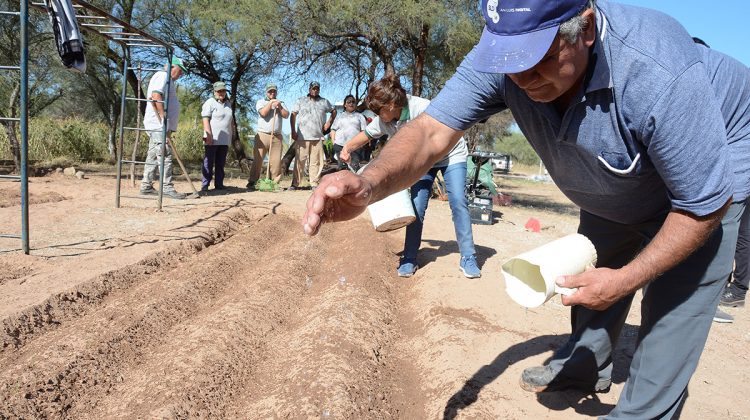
left=584, top=6, right=613, bottom=94
left=399, top=105, right=410, bottom=122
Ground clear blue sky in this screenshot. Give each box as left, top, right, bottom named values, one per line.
left=265, top=1, right=750, bottom=137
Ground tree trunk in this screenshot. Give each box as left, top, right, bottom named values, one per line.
left=411, top=23, right=430, bottom=97
left=229, top=99, right=250, bottom=173
left=3, top=122, right=21, bottom=174
left=107, top=102, right=117, bottom=162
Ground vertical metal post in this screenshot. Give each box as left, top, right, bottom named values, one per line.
left=157, top=49, right=172, bottom=211
left=115, top=46, right=129, bottom=208
left=20, top=0, right=29, bottom=254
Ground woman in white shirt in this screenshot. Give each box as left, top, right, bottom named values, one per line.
left=200, top=81, right=235, bottom=191
left=331, top=95, right=368, bottom=171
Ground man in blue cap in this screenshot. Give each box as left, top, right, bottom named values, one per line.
left=301, top=0, right=750, bottom=418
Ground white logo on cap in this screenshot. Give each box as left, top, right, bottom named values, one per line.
left=487, top=0, right=500, bottom=23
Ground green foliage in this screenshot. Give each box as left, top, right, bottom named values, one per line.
left=0, top=117, right=211, bottom=165
left=0, top=117, right=110, bottom=163
left=494, top=132, right=541, bottom=166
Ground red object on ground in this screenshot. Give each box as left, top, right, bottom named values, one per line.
left=524, top=217, right=541, bottom=233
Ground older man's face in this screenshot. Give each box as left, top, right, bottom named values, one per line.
left=170, top=65, right=183, bottom=80
left=507, top=9, right=595, bottom=105
left=309, top=86, right=320, bottom=97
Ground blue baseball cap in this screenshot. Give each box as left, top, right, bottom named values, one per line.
left=473, top=0, right=589, bottom=74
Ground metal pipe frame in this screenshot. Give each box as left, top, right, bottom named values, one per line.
left=20, top=0, right=29, bottom=254
left=115, top=47, right=128, bottom=208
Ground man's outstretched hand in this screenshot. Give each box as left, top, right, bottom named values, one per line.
left=302, top=170, right=374, bottom=235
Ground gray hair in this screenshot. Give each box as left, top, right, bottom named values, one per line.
left=558, top=0, right=596, bottom=43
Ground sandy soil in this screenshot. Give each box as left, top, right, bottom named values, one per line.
left=0, top=169, right=747, bottom=419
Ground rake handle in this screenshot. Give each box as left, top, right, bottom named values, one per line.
left=266, top=108, right=278, bottom=180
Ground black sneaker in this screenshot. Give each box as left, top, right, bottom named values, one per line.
left=520, top=365, right=611, bottom=393
left=287, top=185, right=298, bottom=191
left=246, top=182, right=256, bottom=191
left=200, top=185, right=209, bottom=192
left=140, top=186, right=157, bottom=195
left=719, top=287, right=746, bottom=307
left=214, top=185, right=226, bottom=190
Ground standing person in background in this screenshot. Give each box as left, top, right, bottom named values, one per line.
left=289, top=81, right=336, bottom=190
left=140, top=56, right=187, bottom=200
left=331, top=94, right=367, bottom=172
left=340, top=75, right=481, bottom=279
left=715, top=201, right=750, bottom=322
left=247, top=82, right=289, bottom=191
left=200, top=81, right=234, bottom=192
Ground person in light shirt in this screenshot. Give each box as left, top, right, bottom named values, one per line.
left=140, top=56, right=187, bottom=200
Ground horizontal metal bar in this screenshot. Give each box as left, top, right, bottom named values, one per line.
left=0, top=117, right=21, bottom=122
left=113, top=37, right=150, bottom=42
left=0, top=234, right=21, bottom=239
left=100, top=31, right=140, bottom=36
left=121, top=160, right=148, bottom=164
left=0, top=174, right=21, bottom=180
left=80, top=23, right=124, bottom=28
left=74, top=0, right=171, bottom=48
left=76, top=15, right=106, bottom=20
left=119, top=194, right=158, bottom=201
left=123, top=127, right=161, bottom=132
left=125, top=43, right=162, bottom=48
left=30, top=2, right=46, bottom=6
left=0, top=11, right=20, bottom=16
left=127, top=67, right=163, bottom=72
left=125, top=97, right=163, bottom=103
left=0, top=66, right=21, bottom=70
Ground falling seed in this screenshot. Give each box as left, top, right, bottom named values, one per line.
left=338, top=276, right=346, bottom=286
left=306, top=276, right=313, bottom=289
left=321, top=408, right=331, bottom=419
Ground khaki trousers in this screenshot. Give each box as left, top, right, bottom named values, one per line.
left=292, top=138, right=324, bottom=187
left=249, top=132, right=283, bottom=184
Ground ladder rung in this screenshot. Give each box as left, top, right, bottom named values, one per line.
left=125, top=43, right=162, bottom=48
left=101, top=31, right=140, bottom=36
left=0, top=175, right=21, bottom=180
left=0, top=234, right=21, bottom=239
left=127, top=67, right=162, bottom=72
left=0, top=66, right=21, bottom=70
left=123, top=127, right=161, bottom=132
left=121, top=160, right=148, bottom=164
left=75, top=15, right=106, bottom=20
left=80, top=23, right=124, bottom=28
left=125, top=97, right=164, bottom=103
left=0, top=11, right=20, bottom=16
left=0, top=117, right=21, bottom=122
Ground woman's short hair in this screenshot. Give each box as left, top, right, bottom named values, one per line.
left=365, top=74, right=407, bottom=114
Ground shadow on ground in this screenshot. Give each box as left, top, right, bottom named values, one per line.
left=442, top=323, right=639, bottom=419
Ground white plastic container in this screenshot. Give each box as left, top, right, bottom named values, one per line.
left=501, top=233, right=597, bottom=308
left=366, top=189, right=417, bottom=232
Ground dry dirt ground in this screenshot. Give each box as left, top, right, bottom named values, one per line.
left=0, top=169, right=748, bottom=419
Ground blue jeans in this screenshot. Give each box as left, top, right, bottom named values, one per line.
left=403, top=163, right=476, bottom=261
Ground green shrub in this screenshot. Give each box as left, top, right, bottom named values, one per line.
left=493, top=131, right=541, bottom=166
left=0, top=117, right=213, bottom=165
left=0, top=117, right=110, bottom=164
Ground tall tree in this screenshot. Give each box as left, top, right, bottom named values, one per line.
left=142, top=0, right=286, bottom=171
